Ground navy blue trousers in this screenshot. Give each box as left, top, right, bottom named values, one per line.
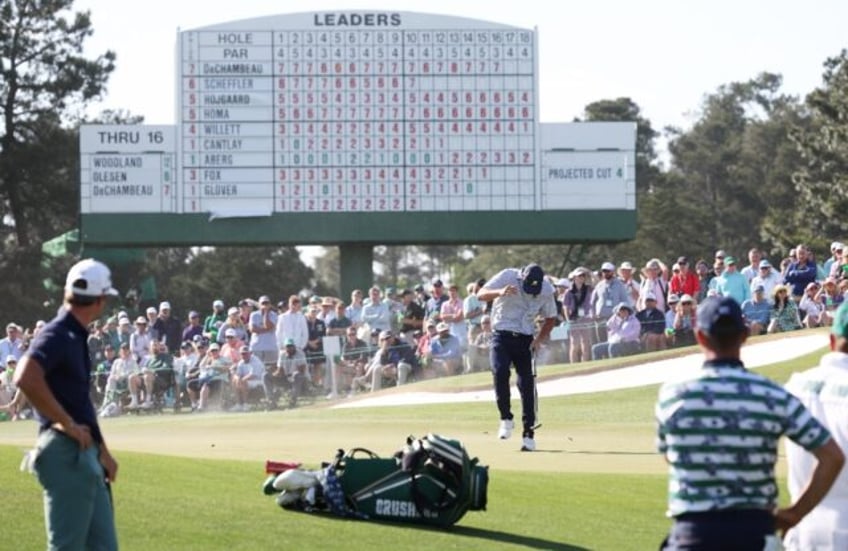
left=661, top=509, right=775, bottom=550
left=490, top=331, right=535, bottom=434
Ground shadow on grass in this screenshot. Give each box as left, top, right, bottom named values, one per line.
left=448, top=524, right=592, bottom=550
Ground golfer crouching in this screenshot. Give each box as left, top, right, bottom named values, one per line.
left=478, top=264, right=557, bottom=452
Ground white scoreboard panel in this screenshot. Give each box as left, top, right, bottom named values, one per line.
left=80, top=125, right=177, bottom=213
left=178, top=12, right=539, bottom=215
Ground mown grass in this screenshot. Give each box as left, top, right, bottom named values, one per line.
left=0, top=336, right=828, bottom=550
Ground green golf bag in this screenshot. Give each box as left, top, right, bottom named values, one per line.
left=335, top=433, right=488, bottom=526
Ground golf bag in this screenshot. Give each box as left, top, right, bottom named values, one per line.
left=334, top=434, right=488, bottom=526
left=264, top=434, right=488, bottom=527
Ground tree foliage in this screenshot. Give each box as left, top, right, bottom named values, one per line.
left=791, top=50, right=848, bottom=244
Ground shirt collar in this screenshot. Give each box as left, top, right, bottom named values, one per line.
left=702, top=358, right=745, bottom=369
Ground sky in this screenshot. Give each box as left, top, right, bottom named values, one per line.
left=74, top=0, right=848, bottom=134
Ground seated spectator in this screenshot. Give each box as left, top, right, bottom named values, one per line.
left=799, top=281, right=827, bottom=328
left=741, top=285, right=771, bottom=335
left=91, top=345, right=115, bottom=405
left=768, top=284, right=803, bottom=334
left=138, top=340, right=176, bottom=409
left=415, top=320, right=437, bottom=373
left=665, top=294, right=680, bottom=331
left=187, top=342, right=231, bottom=412
left=669, top=294, right=697, bottom=348
left=104, top=342, right=139, bottom=411
left=220, top=328, right=246, bottom=364
left=819, top=277, right=844, bottom=313
left=0, top=355, right=18, bottom=408
left=336, top=327, right=369, bottom=394
left=354, top=331, right=415, bottom=392
left=591, top=303, right=641, bottom=360
left=264, top=338, right=308, bottom=409
left=467, top=315, right=494, bottom=372
left=636, top=293, right=666, bottom=352
left=231, top=346, right=265, bottom=412
left=429, top=322, right=463, bottom=376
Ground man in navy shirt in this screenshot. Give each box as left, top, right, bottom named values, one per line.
left=15, top=259, right=120, bottom=550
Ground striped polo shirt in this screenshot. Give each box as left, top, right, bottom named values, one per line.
left=656, top=359, right=831, bottom=517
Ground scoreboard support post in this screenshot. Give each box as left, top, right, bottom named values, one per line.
left=339, top=244, right=376, bottom=301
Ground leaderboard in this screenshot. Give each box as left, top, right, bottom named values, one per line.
left=179, top=12, right=538, bottom=214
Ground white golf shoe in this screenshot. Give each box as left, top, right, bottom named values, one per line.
left=497, top=419, right=514, bottom=440
left=521, top=435, right=536, bottom=452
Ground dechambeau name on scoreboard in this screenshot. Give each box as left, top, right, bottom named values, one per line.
left=203, top=63, right=264, bottom=75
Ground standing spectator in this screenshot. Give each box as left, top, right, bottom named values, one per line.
left=327, top=301, right=353, bottom=337
left=750, top=259, right=783, bottom=301
left=741, top=285, right=772, bottom=335
left=304, top=306, right=327, bottom=389
left=413, top=284, right=430, bottom=310
left=425, top=279, right=449, bottom=321
left=398, top=289, right=425, bottom=341
left=361, top=287, right=391, bottom=333
left=238, top=299, right=254, bottom=329
left=741, top=247, right=764, bottom=283
left=563, top=267, right=595, bottom=363
left=768, top=284, right=803, bottom=334
left=0, top=323, right=25, bottom=361
left=318, top=297, right=337, bottom=324
left=714, top=256, right=751, bottom=305
left=336, top=328, right=369, bottom=394
left=617, top=261, right=641, bottom=306
left=463, top=281, right=485, bottom=345
left=828, top=244, right=848, bottom=282
left=591, top=262, right=631, bottom=343
left=181, top=311, right=203, bottom=344
left=784, top=302, right=848, bottom=550
left=638, top=260, right=669, bottom=313
left=694, top=259, right=713, bottom=303
left=345, top=289, right=365, bottom=327
left=203, top=299, right=227, bottom=342
left=467, top=315, right=494, bottom=373
left=144, top=306, right=160, bottom=341
left=591, top=303, right=641, bottom=360
left=785, top=244, right=819, bottom=299
left=669, top=257, right=699, bottom=300
left=440, top=284, right=467, bottom=348
left=153, top=302, right=182, bottom=355
left=87, top=320, right=107, bottom=367
left=656, top=296, right=843, bottom=550
left=275, top=295, right=309, bottom=351
left=708, top=258, right=725, bottom=294
left=478, top=263, right=558, bottom=452
left=216, top=307, right=248, bottom=344
left=249, top=295, right=278, bottom=368
left=14, top=259, right=121, bottom=549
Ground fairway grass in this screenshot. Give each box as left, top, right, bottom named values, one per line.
left=0, top=337, right=827, bottom=549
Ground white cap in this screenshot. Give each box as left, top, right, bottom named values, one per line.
left=213, top=299, right=224, bottom=308
left=224, top=328, right=237, bottom=337
left=159, top=301, right=171, bottom=311
left=601, top=262, right=616, bottom=272
left=227, top=306, right=239, bottom=315
left=555, top=278, right=571, bottom=287
left=64, top=259, right=119, bottom=297
left=619, top=261, right=634, bottom=270
left=146, top=306, right=157, bottom=315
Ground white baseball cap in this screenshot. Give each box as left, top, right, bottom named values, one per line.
left=64, top=259, right=119, bottom=297
left=159, top=301, right=171, bottom=311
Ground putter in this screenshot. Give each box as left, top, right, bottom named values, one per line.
left=531, top=352, right=542, bottom=430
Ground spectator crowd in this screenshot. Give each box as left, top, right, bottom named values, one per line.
left=1, top=241, right=846, bottom=419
